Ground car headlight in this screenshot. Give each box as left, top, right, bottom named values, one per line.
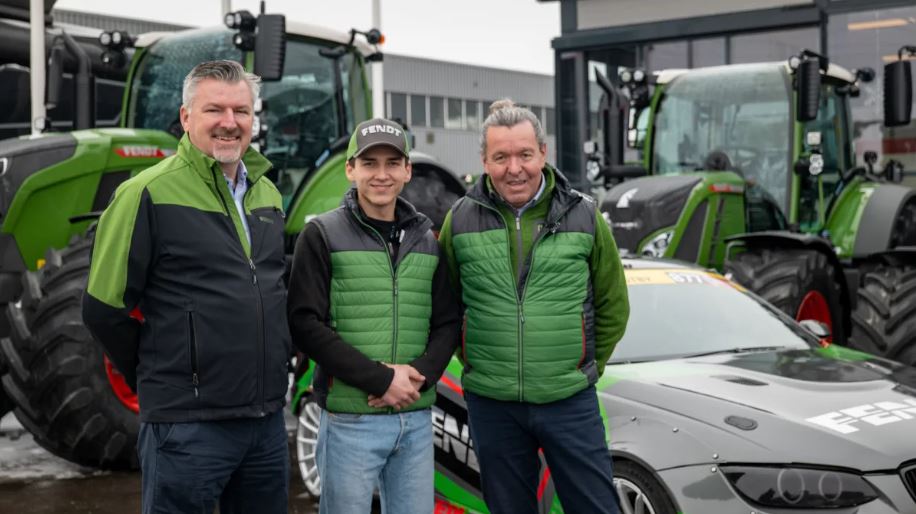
left=721, top=466, right=879, bottom=508
left=641, top=230, right=672, bottom=258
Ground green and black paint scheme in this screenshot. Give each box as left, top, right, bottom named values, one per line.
left=0, top=12, right=465, bottom=469
left=591, top=49, right=916, bottom=365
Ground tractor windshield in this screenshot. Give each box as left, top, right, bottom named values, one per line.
left=127, top=29, right=367, bottom=209
left=653, top=64, right=792, bottom=212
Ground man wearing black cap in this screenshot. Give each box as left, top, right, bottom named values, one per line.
left=287, top=118, right=460, bottom=514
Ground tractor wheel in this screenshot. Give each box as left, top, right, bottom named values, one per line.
left=0, top=235, right=139, bottom=469
left=613, top=460, right=678, bottom=514
left=0, top=381, right=11, bottom=419
left=725, top=248, right=846, bottom=344
left=401, top=164, right=465, bottom=231
left=850, top=266, right=916, bottom=366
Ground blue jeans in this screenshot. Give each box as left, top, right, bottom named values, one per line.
left=317, top=408, right=433, bottom=514
left=137, top=409, right=288, bottom=514
left=465, top=386, right=620, bottom=514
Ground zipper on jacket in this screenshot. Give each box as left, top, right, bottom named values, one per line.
left=353, top=215, right=402, bottom=413
left=188, top=312, right=200, bottom=399
left=250, top=258, right=265, bottom=415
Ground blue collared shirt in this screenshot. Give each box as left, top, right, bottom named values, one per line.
left=223, top=162, right=251, bottom=244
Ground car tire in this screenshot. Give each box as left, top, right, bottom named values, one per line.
left=296, top=396, right=322, bottom=498
left=614, top=460, right=677, bottom=514
left=850, top=265, right=916, bottom=366
left=725, top=248, right=847, bottom=344
left=0, top=235, right=139, bottom=469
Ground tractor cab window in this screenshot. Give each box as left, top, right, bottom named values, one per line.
left=128, top=28, right=241, bottom=135
left=260, top=40, right=362, bottom=209
left=798, top=84, right=851, bottom=230
left=652, top=64, right=792, bottom=213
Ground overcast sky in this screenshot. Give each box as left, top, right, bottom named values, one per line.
left=54, top=0, right=560, bottom=75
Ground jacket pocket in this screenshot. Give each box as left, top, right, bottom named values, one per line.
left=187, top=311, right=200, bottom=399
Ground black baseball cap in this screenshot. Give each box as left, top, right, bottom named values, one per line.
left=346, top=118, right=411, bottom=160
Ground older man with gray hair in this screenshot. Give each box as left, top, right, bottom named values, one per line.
left=83, top=60, right=291, bottom=513
left=438, top=99, right=629, bottom=513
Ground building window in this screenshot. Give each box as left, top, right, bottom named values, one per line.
left=730, top=26, right=818, bottom=64
left=410, top=95, right=426, bottom=127
left=644, top=41, right=688, bottom=71
left=429, top=96, right=444, bottom=128
left=389, top=92, right=407, bottom=126
left=545, top=107, right=556, bottom=136
left=691, top=37, right=726, bottom=68
left=446, top=97, right=463, bottom=129
left=465, top=100, right=479, bottom=131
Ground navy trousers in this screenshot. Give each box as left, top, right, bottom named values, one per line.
left=137, top=409, right=289, bottom=514
left=465, top=386, right=620, bottom=514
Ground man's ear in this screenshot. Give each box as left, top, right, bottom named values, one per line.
left=345, top=159, right=355, bottom=182
left=404, top=161, right=412, bottom=183
left=179, top=105, right=190, bottom=132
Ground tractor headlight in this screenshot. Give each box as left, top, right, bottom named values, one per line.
left=721, top=466, right=879, bottom=509
left=641, top=230, right=672, bottom=258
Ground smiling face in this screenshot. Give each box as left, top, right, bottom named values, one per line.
left=482, top=121, right=546, bottom=208
left=179, top=78, right=254, bottom=168
left=345, top=145, right=412, bottom=221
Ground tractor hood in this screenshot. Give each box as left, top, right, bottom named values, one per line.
left=601, top=347, right=916, bottom=471
left=601, top=174, right=702, bottom=253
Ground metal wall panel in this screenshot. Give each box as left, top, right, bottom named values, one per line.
left=576, top=0, right=813, bottom=31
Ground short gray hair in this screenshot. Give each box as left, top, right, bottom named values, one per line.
left=479, top=98, right=547, bottom=156
left=182, top=60, right=261, bottom=110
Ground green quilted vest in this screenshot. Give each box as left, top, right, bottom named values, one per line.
left=312, top=192, right=438, bottom=413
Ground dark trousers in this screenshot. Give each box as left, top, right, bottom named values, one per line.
left=465, top=386, right=619, bottom=514
left=137, top=409, right=289, bottom=514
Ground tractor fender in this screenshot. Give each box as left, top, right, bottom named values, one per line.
left=852, top=183, right=915, bottom=259
left=724, top=231, right=852, bottom=329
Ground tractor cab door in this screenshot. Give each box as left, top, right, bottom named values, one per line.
left=795, top=82, right=854, bottom=231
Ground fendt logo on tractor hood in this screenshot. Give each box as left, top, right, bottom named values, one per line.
left=114, top=146, right=175, bottom=158
left=806, top=399, right=916, bottom=434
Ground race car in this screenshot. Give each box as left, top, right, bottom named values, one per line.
left=295, top=258, right=916, bottom=513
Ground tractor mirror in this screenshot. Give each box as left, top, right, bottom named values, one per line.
left=254, top=14, right=286, bottom=81
left=796, top=58, right=821, bottom=122
left=884, top=59, right=912, bottom=127
left=46, top=44, right=65, bottom=110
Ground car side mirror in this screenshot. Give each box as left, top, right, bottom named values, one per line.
left=884, top=58, right=912, bottom=127
left=796, top=58, right=821, bottom=122
left=254, top=14, right=286, bottom=81
left=799, top=319, right=831, bottom=339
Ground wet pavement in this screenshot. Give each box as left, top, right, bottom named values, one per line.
left=0, top=412, right=322, bottom=514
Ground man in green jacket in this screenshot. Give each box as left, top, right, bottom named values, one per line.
left=439, top=99, right=629, bottom=514
left=83, top=61, right=291, bottom=513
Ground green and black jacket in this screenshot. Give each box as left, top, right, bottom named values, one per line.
left=83, top=135, right=291, bottom=423
left=287, top=189, right=461, bottom=414
left=439, top=166, right=629, bottom=404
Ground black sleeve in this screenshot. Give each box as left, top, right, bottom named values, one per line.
left=408, top=249, right=462, bottom=391
left=286, top=222, right=395, bottom=396
left=82, top=189, right=157, bottom=392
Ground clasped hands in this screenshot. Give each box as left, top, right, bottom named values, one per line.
left=367, top=363, right=425, bottom=410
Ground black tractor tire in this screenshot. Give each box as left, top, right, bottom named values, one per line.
left=0, top=235, right=139, bottom=469
left=400, top=165, right=465, bottom=231
left=725, top=248, right=847, bottom=345
left=614, top=460, right=678, bottom=514
left=0, top=379, right=11, bottom=419
left=850, top=266, right=916, bottom=366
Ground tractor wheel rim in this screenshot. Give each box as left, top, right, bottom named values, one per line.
left=797, top=291, right=832, bottom=332
left=104, top=356, right=139, bottom=413
left=296, top=401, right=322, bottom=496
left=614, top=477, right=658, bottom=514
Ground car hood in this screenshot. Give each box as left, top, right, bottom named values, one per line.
left=599, top=347, right=916, bottom=471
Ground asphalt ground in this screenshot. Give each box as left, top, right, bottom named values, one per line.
left=0, top=412, right=330, bottom=514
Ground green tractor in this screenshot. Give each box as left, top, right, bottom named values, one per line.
left=589, top=48, right=916, bottom=364
left=0, top=10, right=466, bottom=469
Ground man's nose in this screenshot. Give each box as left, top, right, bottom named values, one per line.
left=218, top=108, right=238, bottom=127
left=506, top=156, right=523, bottom=173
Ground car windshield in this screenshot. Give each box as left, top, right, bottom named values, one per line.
left=653, top=63, right=791, bottom=212
left=609, top=268, right=814, bottom=363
